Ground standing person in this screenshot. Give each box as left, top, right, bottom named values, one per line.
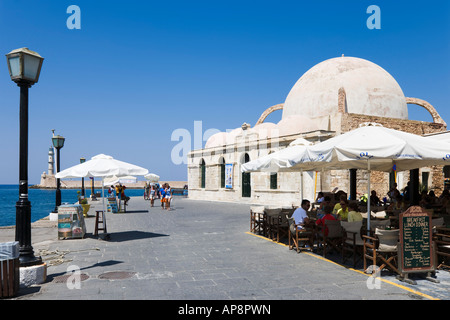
left=121, top=185, right=130, bottom=205
left=156, top=183, right=161, bottom=199
left=165, top=185, right=172, bottom=210
left=387, top=183, right=399, bottom=201
left=144, top=182, right=149, bottom=200
left=160, top=184, right=166, bottom=209
left=149, top=185, right=156, bottom=207
left=108, top=185, right=115, bottom=198
left=116, top=184, right=122, bottom=201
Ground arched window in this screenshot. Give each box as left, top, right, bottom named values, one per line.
left=200, top=159, right=206, bottom=189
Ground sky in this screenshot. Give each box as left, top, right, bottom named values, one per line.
left=0, top=0, right=449, bottom=185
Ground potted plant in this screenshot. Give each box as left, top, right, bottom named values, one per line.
left=79, top=198, right=90, bottom=217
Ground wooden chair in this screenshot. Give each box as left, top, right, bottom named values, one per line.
left=363, top=228, right=400, bottom=275
left=274, top=208, right=295, bottom=243
left=287, top=216, right=314, bottom=253
left=341, top=220, right=364, bottom=268
left=264, top=208, right=282, bottom=241
left=368, top=219, right=390, bottom=231
left=434, top=227, right=450, bottom=269
left=316, top=219, right=343, bottom=257
left=276, top=212, right=291, bottom=243
left=250, top=206, right=265, bottom=235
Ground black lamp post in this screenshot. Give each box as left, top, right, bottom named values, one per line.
left=52, top=132, right=65, bottom=213
left=80, top=157, right=86, bottom=197
left=6, top=47, right=44, bottom=267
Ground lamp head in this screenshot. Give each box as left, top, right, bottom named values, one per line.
left=6, top=48, right=44, bottom=85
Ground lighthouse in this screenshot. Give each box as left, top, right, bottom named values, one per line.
left=38, top=130, right=57, bottom=188
left=48, top=146, right=55, bottom=175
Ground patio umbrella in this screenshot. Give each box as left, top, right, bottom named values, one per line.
left=241, top=145, right=320, bottom=173
left=103, top=175, right=137, bottom=186
left=241, top=145, right=319, bottom=200
left=292, top=124, right=450, bottom=230
left=56, top=154, right=149, bottom=216
left=144, top=173, right=160, bottom=183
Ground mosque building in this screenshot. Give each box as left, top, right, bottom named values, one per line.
left=187, top=56, right=448, bottom=206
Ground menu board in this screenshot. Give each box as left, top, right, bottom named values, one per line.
left=399, top=206, right=434, bottom=273
left=58, top=205, right=86, bottom=239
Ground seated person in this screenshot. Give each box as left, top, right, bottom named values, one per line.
left=370, top=190, right=381, bottom=206
left=333, top=194, right=347, bottom=215
left=315, top=205, right=337, bottom=236
left=316, top=192, right=325, bottom=203
left=317, top=196, right=332, bottom=219
left=336, top=199, right=349, bottom=221
left=347, top=202, right=363, bottom=222
left=292, top=199, right=313, bottom=230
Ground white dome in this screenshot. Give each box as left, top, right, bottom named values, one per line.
left=283, top=57, right=408, bottom=120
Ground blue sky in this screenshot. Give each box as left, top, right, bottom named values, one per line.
left=0, top=0, right=449, bottom=184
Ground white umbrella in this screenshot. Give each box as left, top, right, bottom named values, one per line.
left=103, top=175, right=137, bottom=186
left=241, top=145, right=319, bottom=200
left=304, top=125, right=450, bottom=172
left=293, top=124, right=450, bottom=230
left=241, top=145, right=320, bottom=173
left=56, top=154, right=149, bottom=178
left=56, top=154, right=149, bottom=218
left=144, top=173, right=160, bottom=182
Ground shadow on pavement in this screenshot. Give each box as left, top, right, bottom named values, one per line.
left=104, top=230, right=169, bottom=242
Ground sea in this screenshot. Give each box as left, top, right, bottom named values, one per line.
left=0, top=185, right=146, bottom=227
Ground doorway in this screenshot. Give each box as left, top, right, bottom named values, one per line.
left=242, top=153, right=251, bottom=197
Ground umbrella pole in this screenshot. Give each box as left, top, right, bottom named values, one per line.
left=102, top=177, right=107, bottom=225
left=300, top=169, right=304, bottom=201
left=314, top=171, right=318, bottom=199
left=367, top=160, right=371, bottom=234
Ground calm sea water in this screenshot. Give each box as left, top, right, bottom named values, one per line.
left=0, top=185, right=145, bottom=227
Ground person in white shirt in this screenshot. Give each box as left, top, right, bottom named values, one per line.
left=292, top=200, right=312, bottom=230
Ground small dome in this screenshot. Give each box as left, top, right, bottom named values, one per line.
left=289, top=137, right=312, bottom=146
left=277, top=115, right=319, bottom=136
left=205, top=132, right=228, bottom=148
left=283, top=56, right=408, bottom=120
left=250, top=122, right=278, bottom=139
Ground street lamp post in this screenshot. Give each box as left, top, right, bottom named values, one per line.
left=52, top=132, right=65, bottom=213
left=6, top=48, right=44, bottom=267
left=80, top=157, right=86, bottom=197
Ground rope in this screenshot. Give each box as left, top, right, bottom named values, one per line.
left=37, top=247, right=100, bottom=266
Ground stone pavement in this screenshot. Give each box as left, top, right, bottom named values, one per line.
left=2, top=196, right=449, bottom=301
